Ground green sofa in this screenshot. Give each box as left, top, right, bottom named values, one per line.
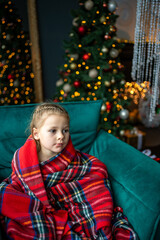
left=0, top=100, right=160, bottom=240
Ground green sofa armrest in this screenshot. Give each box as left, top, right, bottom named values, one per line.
left=89, top=130, right=160, bottom=240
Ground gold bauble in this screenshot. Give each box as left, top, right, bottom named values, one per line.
left=70, top=63, right=77, bottom=70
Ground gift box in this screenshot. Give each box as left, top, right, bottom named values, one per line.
left=124, top=128, right=146, bottom=150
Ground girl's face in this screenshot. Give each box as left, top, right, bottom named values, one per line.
left=33, top=114, right=70, bottom=162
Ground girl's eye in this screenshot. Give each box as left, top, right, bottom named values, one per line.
left=49, top=129, right=56, bottom=133
left=63, top=129, right=69, bottom=134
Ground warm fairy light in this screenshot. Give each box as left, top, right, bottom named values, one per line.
left=97, top=66, right=100, bottom=69
left=108, top=130, right=111, bottom=133
left=85, top=66, right=89, bottom=70
left=87, top=83, right=91, bottom=88
left=112, top=44, right=116, bottom=47
left=98, top=76, right=101, bottom=80
left=96, top=11, right=100, bottom=14
left=104, top=118, right=107, bottom=121
left=74, top=91, right=80, bottom=97
left=30, top=73, right=34, bottom=78
left=113, top=69, right=117, bottom=74
left=94, top=97, right=97, bottom=100
left=78, top=64, right=81, bottom=67
left=64, top=64, right=68, bottom=67
left=76, top=71, right=79, bottom=74
left=82, top=62, right=86, bottom=65
left=124, top=96, right=127, bottom=100
left=81, top=97, right=85, bottom=100
left=78, top=44, right=82, bottom=48
left=82, top=21, right=86, bottom=24
left=60, top=90, right=64, bottom=95
left=99, top=52, right=103, bottom=56
left=86, top=97, right=90, bottom=101
left=125, top=81, right=149, bottom=104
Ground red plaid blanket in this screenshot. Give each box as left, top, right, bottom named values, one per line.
left=0, top=136, right=138, bottom=239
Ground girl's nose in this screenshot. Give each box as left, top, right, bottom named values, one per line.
left=57, top=131, right=64, bottom=140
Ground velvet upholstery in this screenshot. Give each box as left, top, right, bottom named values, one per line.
left=0, top=101, right=160, bottom=240
left=89, top=130, right=160, bottom=240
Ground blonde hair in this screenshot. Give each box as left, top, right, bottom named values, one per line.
left=30, top=102, right=70, bottom=147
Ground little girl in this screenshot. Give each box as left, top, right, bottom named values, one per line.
left=0, top=103, right=138, bottom=239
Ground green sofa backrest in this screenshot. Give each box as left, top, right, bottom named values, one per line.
left=0, top=100, right=102, bottom=180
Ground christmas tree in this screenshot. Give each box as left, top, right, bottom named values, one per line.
left=54, top=0, right=132, bottom=138
left=0, top=0, right=35, bottom=105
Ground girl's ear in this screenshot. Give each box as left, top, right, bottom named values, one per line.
left=32, top=128, right=40, bottom=140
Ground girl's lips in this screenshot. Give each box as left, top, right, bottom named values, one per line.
left=55, top=143, right=63, bottom=147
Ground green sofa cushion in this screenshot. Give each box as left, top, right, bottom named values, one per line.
left=89, top=130, right=160, bottom=240
left=0, top=100, right=102, bottom=180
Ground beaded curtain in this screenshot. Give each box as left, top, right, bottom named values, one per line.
left=131, top=0, right=160, bottom=121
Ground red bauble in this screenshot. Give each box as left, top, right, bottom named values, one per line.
left=7, top=74, right=14, bottom=79
left=53, top=99, right=59, bottom=103
left=78, top=26, right=86, bottom=36
left=106, top=102, right=112, bottom=111
left=64, top=72, right=69, bottom=76
left=82, top=53, right=90, bottom=61
left=74, top=80, right=81, bottom=88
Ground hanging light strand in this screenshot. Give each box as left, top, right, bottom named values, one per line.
left=131, top=0, right=160, bottom=120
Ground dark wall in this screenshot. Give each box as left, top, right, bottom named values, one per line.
left=37, top=0, right=78, bottom=100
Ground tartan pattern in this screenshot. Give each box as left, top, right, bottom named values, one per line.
left=0, top=136, right=138, bottom=239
